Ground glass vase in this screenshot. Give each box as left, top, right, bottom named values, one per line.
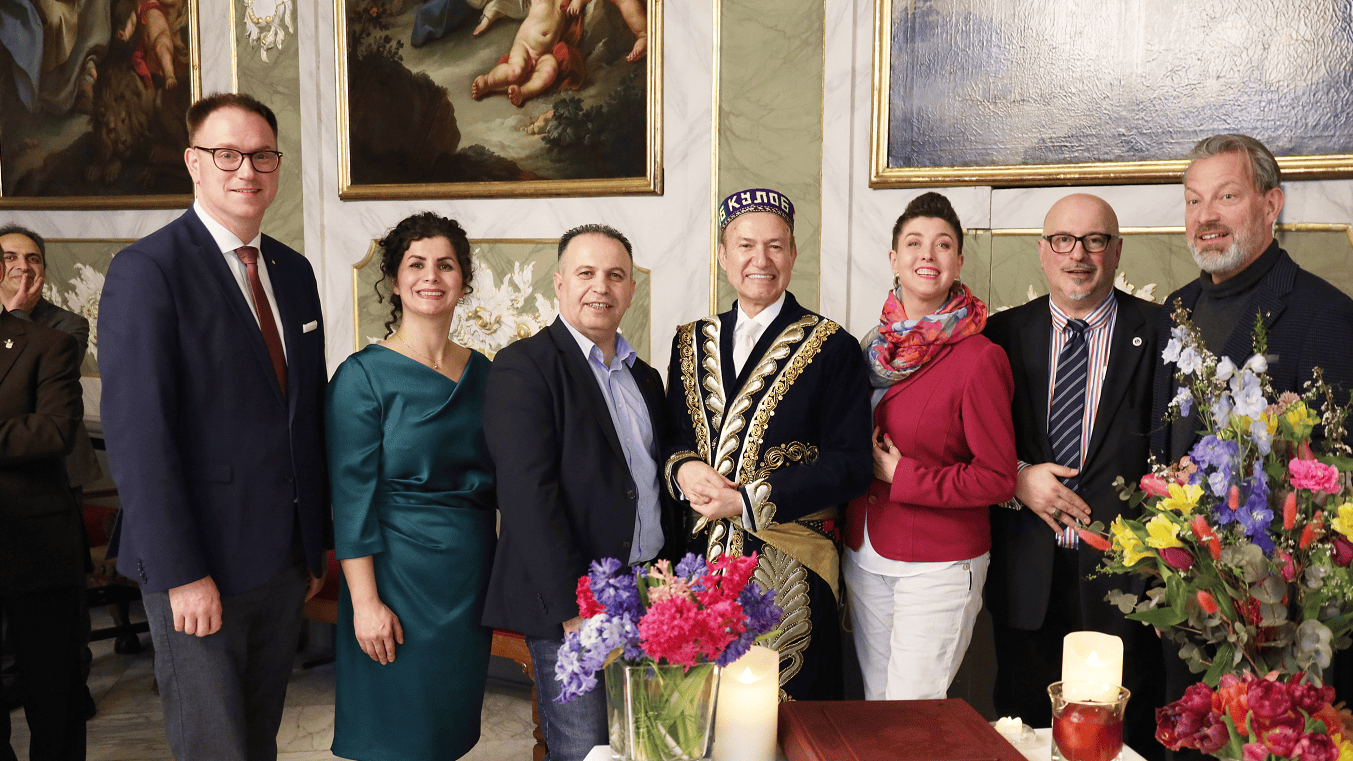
left=604, top=661, right=721, bottom=761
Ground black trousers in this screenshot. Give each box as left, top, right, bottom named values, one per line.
left=992, top=548, right=1164, bottom=761
left=1, top=584, right=88, bottom=761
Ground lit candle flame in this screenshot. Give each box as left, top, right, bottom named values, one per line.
left=738, top=666, right=758, bottom=684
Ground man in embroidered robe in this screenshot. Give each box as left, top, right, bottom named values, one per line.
left=664, top=188, right=873, bottom=700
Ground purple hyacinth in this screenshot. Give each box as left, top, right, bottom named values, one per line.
left=589, top=558, right=642, bottom=621
left=676, top=552, right=708, bottom=580
left=554, top=613, right=640, bottom=703
left=716, top=582, right=783, bottom=668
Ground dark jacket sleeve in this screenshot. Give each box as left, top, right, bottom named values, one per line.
left=0, top=331, right=81, bottom=465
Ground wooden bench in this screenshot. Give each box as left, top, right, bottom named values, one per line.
left=304, top=551, right=547, bottom=761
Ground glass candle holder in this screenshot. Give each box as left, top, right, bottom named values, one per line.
left=1048, top=681, right=1130, bottom=761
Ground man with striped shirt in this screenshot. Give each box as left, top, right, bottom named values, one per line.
left=984, top=194, right=1164, bottom=760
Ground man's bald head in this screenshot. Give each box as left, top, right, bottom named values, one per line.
left=1038, top=194, right=1123, bottom=318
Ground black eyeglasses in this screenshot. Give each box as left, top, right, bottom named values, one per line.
left=1042, top=233, right=1117, bottom=254
left=193, top=146, right=283, bottom=173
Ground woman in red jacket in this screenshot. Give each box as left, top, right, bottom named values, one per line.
left=845, top=192, right=1017, bottom=700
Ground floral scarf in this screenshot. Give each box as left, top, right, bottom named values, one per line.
left=861, top=282, right=988, bottom=389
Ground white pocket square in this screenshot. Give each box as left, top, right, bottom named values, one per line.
left=302, top=320, right=318, bottom=333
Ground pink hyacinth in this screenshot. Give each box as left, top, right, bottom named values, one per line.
left=1289, top=459, right=1342, bottom=494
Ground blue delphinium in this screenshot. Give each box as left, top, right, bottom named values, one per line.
left=1234, top=461, right=1274, bottom=554
left=1230, top=370, right=1266, bottom=420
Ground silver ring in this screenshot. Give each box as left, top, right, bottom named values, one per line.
left=1051, top=508, right=1064, bottom=521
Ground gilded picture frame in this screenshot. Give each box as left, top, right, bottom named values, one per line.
left=0, top=0, right=202, bottom=209
left=335, top=0, right=663, bottom=200
left=869, top=0, right=1353, bottom=188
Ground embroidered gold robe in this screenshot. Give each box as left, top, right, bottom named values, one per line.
left=663, top=292, right=872, bottom=699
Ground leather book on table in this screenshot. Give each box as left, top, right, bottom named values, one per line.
left=778, top=699, right=1026, bottom=761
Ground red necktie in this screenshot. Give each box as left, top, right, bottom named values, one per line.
left=235, top=246, right=287, bottom=392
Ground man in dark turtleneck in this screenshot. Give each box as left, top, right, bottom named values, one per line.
left=1151, top=133, right=1353, bottom=463
left=1150, top=134, right=1353, bottom=759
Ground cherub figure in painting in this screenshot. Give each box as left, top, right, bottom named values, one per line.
left=598, top=0, right=647, bottom=62
left=470, top=0, right=585, bottom=107
left=114, top=0, right=188, bottom=91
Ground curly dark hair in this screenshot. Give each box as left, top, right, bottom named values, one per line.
left=891, top=192, right=964, bottom=255
left=374, top=212, right=473, bottom=337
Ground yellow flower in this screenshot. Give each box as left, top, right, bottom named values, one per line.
left=1335, top=736, right=1353, bottom=761
left=1333, top=503, right=1353, bottom=540
left=1111, top=516, right=1153, bottom=567
left=1285, top=402, right=1320, bottom=437
left=1145, top=515, right=1184, bottom=549
left=1158, top=483, right=1204, bottom=514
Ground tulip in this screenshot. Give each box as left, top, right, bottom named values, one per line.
left=1076, top=528, right=1111, bottom=551
left=1283, top=491, right=1298, bottom=530
left=1160, top=546, right=1195, bottom=571
left=1248, top=677, right=1292, bottom=719
left=1141, top=473, right=1172, bottom=498
left=1276, top=550, right=1298, bottom=582
left=1332, top=535, right=1353, bottom=568
left=1197, top=590, right=1220, bottom=615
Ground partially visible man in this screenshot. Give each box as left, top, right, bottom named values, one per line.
left=664, top=188, right=873, bottom=700
left=98, top=93, right=328, bottom=760
left=1152, top=134, right=1353, bottom=730
left=0, top=226, right=103, bottom=495
left=1153, top=133, right=1353, bottom=460
left=984, top=194, right=1163, bottom=759
left=482, top=225, right=677, bottom=761
left=0, top=308, right=87, bottom=761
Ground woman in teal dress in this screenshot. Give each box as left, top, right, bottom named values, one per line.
left=328, top=212, right=495, bottom=761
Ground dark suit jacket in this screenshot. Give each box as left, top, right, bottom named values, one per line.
left=14, top=299, right=102, bottom=487
left=985, top=290, right=1160, bottom=632
left=0, top=310, right=86, bottom=595
left=98, top=207, right=328, bottom=595
left=481, top=317, right=677, bottom=638
left=1151, top=244, right=1353, bottom=462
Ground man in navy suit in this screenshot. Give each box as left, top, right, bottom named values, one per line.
left=98, top=93, right=328, bottom=761
left=985, top=194, right=1163, bottom=759
left=482, top=225, right=677, bottom=761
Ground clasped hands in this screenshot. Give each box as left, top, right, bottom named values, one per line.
left=675, top=461, right=743, bottom=520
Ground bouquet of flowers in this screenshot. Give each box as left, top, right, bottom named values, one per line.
left=1084, top=305, right=1353, bottom=685
left=1155, top=671, right=1353, bottom=761
left=556, top=552, right=781, bottom=761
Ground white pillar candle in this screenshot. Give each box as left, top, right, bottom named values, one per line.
left=1061, top=632, right=1124, bottom=703
left=713, top=645, right=778, bottom=761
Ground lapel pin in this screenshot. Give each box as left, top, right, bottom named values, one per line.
left=1132, top=337, right=1143, bottom=347
left=3, top=339, right=11, bottom=349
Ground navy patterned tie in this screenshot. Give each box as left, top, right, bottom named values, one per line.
left=1048, top=319, right=1089, bottom=494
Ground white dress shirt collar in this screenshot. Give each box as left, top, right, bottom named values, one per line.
left=194, top=200, right=262, bottom=254
left=733, top=291, right=786, bottom=340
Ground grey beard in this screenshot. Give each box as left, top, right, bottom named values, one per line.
left=1189, top=233, right=1252, bottom=275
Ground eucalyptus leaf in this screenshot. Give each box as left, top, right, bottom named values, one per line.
left=1106, top=589, right=1139, bottom=615
left=1251, top=575, right=1285, bottom=604
left=1219, top=543, right=1267, bottom=582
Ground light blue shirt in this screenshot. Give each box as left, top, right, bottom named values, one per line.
left=560, top=318, right=664, bottom=564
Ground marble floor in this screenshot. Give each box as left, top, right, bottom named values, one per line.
left=7, top=610, right=538, bottom=761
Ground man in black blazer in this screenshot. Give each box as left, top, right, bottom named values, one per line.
left=482, top=225, right=676, bottom=761
left=98, top=94, right=328, bottom=760
left=0, top=309, right=88, bottom=760
left=1151, top=134, right=1353, bottom=733
left=985, top=194, right=1162, bottom=759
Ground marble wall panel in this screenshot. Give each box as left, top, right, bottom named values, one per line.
left=234, top=0, right=306, bottom=252
left=715, top=0, right=824, bottom=314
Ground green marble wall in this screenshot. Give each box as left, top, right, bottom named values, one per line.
left=234, top=1, right=305, bottom=253
left=39, top=239, right=128, bottom=376
left=985, top=227, right=1353, bottom=312
left=715, top=0, right=823, bottom=313
left=353, top=240, right=652, bottom=362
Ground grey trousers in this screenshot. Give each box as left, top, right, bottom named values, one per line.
left=143, top=559, right=307, bottom=761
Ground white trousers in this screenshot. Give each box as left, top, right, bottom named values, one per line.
left=843, top=549, right=989, bottom=701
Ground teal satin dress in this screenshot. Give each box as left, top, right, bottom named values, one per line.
left=327, top=345, right=495, bottom=761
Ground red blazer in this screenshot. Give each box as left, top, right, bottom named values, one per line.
left=846, top=333, right=1016, bottom=562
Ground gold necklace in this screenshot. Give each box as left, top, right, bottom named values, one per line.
left=394, top=332, right=447, bottom=370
